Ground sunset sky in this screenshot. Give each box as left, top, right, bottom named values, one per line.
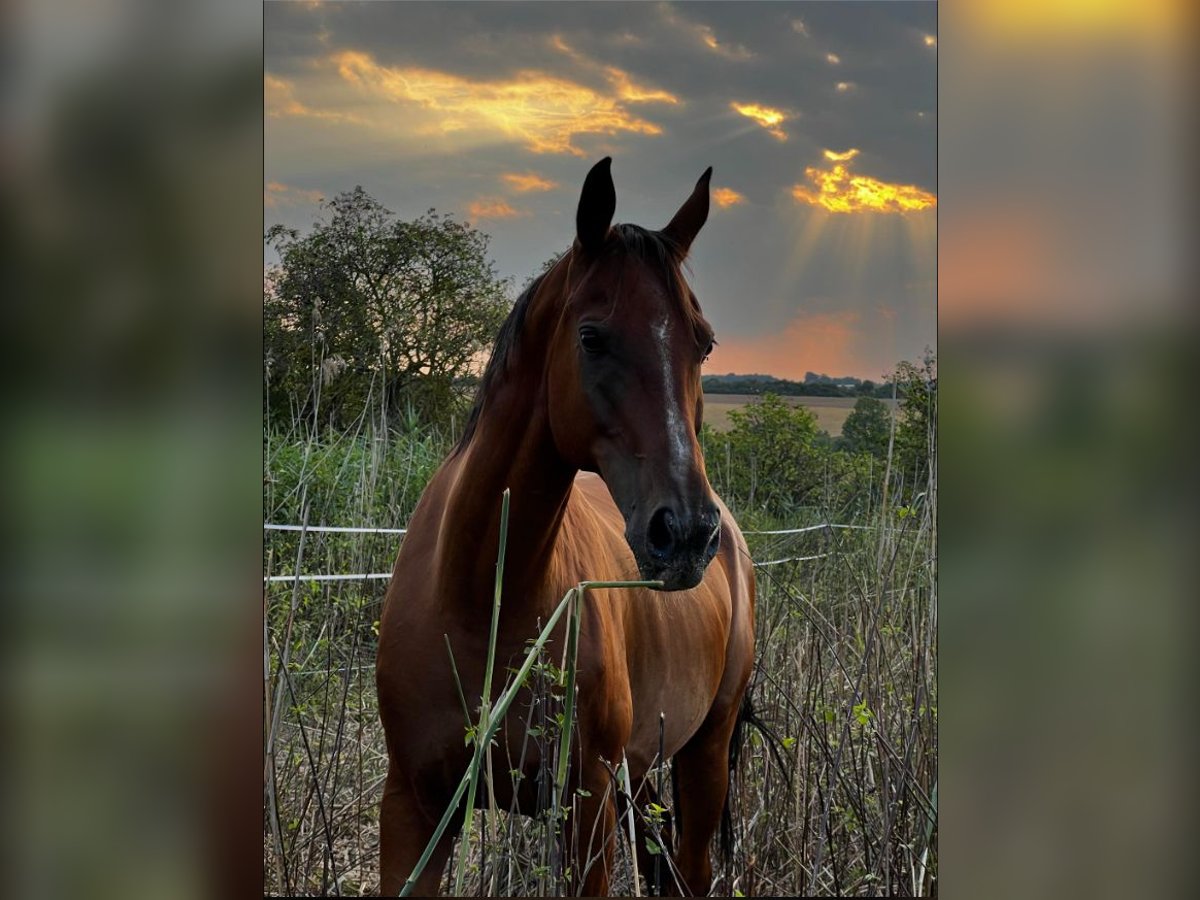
left=265, top=1, right=936, bottom=381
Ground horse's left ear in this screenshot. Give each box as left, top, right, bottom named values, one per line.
left=662, top=166, right=712, bottom=255
left=576, top=157, right=616, bottom=255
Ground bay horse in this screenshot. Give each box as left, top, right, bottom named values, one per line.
left=376, top=158, right=756, bottom=896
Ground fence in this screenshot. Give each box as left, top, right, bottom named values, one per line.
left=263, top=510, right=936, bottom=896
left=262, top=520, right=881, bottom=583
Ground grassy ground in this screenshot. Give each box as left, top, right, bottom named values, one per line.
left=263, top=426, right=936, bottom=896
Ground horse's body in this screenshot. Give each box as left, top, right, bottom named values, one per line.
left=377, top=159, right=755, bottom=896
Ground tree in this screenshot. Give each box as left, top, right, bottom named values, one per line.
left=722, top=394, right=824, bottom=515
left=890, top=352, right=936, bottom=489
left=840, top=396, right=891, bottom=459
left=265, top=187, right=511, bottom=431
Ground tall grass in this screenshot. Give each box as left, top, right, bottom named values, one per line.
left=263, top=412, right=936, bottom=896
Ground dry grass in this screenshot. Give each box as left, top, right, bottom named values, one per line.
left=263, top=425, right=936, bottom=896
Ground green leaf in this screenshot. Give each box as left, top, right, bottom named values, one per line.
left=853, top=700, right=874, bottom=725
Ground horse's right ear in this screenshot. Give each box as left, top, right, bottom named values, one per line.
left=575, top=157, right=616, bottom=255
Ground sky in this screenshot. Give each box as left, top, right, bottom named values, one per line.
left=265, top=1, right=936, bottom=381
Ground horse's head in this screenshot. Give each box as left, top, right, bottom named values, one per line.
left=546, top=158, right=720, bottom=591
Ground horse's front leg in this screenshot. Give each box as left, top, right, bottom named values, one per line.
left=562, top=753, right=620, bottom=896
left=378, top=764, right=455, bottom=897
left=671, top=710, right=740, bottom=897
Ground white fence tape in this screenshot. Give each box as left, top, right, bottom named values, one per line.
left=263, top=520, right=875, bottom=583
left=745, top=523, right=873, bottom=535
left=754, top=553, right=830, bottom=567
left=265, top=573, right=392, bottom=584
left=264, top=521, right=867, bottom=537
left=264, top=523, right=407, bottom=535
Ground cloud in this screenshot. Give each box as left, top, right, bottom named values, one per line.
left=264, top=181, right=324, bottom=208
left=328, top=49, right=676, bottom=156
left=731, top=102, right=789, bottom=141
left=660, top=4, right=754, bottom=60
left=826, top=53, right=841, bottom=65
left=835, top=81, right=856, bottom=92
left=791, top=148, right=937, bottom=214
left=501, top=172, right=559, bottom=193
left=265, top=73, right=361, bottom=124
left=712, top=187, right=745, bottom=208
left=466, top=197, right=527, bottom=220
left=549, top=35, right=679, bottom=105
left=823, top=148, right=858, bottom=162
left=603, top=66, right=679, bottom=105
left=710, top=311, right=870, bottom=380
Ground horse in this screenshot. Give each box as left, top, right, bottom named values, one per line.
left=376, top=158, right=756, bottom=897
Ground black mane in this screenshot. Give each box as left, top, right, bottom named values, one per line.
left=453, top=268, right=543, bottom=452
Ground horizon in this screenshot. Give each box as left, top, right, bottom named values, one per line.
left=266, top=1, right=936, bottom=381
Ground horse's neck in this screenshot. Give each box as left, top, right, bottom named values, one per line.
left=438, top=365, right=577, bottom=608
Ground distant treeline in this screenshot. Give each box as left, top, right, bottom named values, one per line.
left=702, top=373, right=896, bottom=398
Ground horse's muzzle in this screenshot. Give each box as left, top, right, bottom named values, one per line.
left=633, top=502, right=721, bottom=591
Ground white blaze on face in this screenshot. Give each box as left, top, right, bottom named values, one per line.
left=653, top=314, right=692, bottom=475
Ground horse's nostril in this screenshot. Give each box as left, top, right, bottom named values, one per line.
left=647, top=508, right=677, bottom=560
left=704, top=526, right=721, bottom=562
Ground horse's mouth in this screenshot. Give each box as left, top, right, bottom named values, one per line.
left=634, top=555, right=710, bottom=593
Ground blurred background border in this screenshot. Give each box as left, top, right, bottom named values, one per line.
left=1, top=1, right=1196, bottom=898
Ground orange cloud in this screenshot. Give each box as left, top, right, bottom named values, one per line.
left=731, top=102, right=788, bottom=140
left=329, top=49, right=675, bottom=156
left=823, top=148, right=858, bottom=162
left=661, top=5, right=754, bottom=59
left=501, top=172, right=559, bottom=193
left=603, top=66, right=679, bottom=104
left=548, top=34, right=680, bottom=106
left=791, top=149, right=937, bottom=214
left=265, top=74, right=360, bottom=124
left=710, top=311, right=869, bottom=380
left=467, top=197, right=526, bottom=220
left=712, top=187, right=745, bottom=208
left=264, top=181, right=324, bottom=208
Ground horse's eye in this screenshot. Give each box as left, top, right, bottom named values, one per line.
left=579, top=326, right=606, bottom=355
left=702, top=340, right=715, bottom=362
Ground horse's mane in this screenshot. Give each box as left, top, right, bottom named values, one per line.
left=454, top=224, right=707, bottom=452
left=453, top=267, right=544, bottom=454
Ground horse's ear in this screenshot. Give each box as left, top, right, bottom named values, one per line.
left=662, top=166, right=712, bottom=255
left=575, top=157, right=616, bottom=254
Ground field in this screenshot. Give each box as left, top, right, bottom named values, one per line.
left=703, top=394, right=898, bottom=436
left=263, top=420, right=936, bottom=897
